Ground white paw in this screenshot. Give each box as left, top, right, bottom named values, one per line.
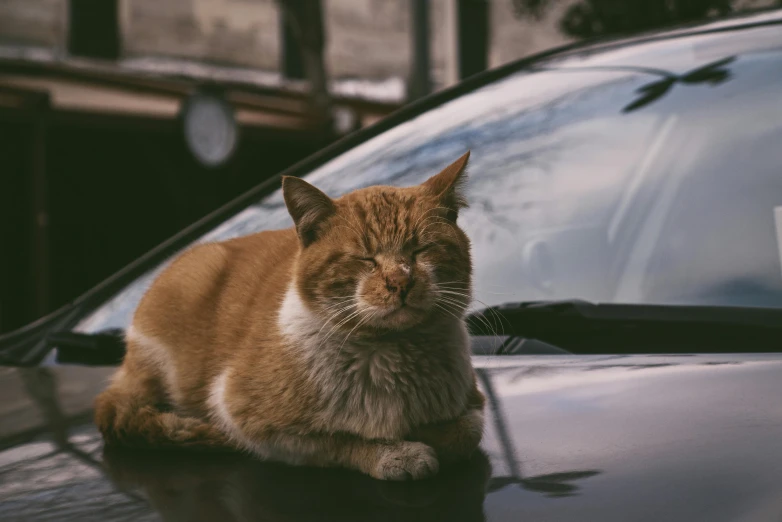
left=373, top=442, right=439, bottom=481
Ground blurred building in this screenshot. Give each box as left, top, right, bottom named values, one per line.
left=0, top=0, right=568, bottom=90
left=0, top=0, right=571, bottom=334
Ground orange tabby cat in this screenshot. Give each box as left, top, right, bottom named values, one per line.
left=94, top=151, right=485, bottom=480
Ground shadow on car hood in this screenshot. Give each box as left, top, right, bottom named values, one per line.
left=1, top=353, right=782, bottom=521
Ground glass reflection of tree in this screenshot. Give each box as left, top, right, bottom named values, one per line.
left=620, top=57, right=735, bottom=113
left=544, top=56, right=736, bottom=113
left=476, top=368, right=601, bottom=498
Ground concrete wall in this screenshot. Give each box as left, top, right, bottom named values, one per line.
left=324, top=0, right=568, bottom=84
left=323, top=0, right=568, bottom=84
left=0, top=0, right=67, bottom=48
left=490, top=0, right=571, bottom=69
left=0, top=0, right=569, bottom=84
left=121, top=0, right=282, bottom=70
left=325, top=0, right=412, bottom=80
left=15, top=0, right=777, bottom=89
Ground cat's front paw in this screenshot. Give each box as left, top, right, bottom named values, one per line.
left=372, top=441, right=439, bottom=481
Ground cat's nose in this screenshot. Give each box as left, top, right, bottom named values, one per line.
left=385, top=263, right=413, bottom=299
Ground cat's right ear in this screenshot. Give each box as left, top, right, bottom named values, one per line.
left=421, top=151, right=470, bottom=221
left=282, top=176, right=336, bottom=247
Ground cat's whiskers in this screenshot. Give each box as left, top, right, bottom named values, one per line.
left=319, top=303, right=357, bottom=326
left=435, top=289, right=472, bottom=300
left=320, top=294, right=356, bottom=304
left=434, top=297, right=479, bottom=336
left=435, top=288, right=509, bottom=355
left=317, top=297, right=357, bottom=318
left=433, top=283, right=472, bottom=294
left=437, top=289, right=507, bottom=332
left=319, top=296, right=358, bottom=314
left=436, top=283, right=510, bottom=298
left=434, top=284, right=472, bottom=291
left=469, top=300, right=508, bottom=341
left=436, top=286, right=506, bottom=311
left=439, top=289, right=504, bottom=336
left=335, top=308, right=377, bottom=362
left=433, top=302, right=464, bottom=324
left=446, top=301, right=495, bottom=340
left=435, top=298, right=497, bottom=351
left=319, top=302, right=357, bottom=329
left=314, top=299, right=360, bottom=340
left=435, top=295, right=468, bottom=316
left=315, top=306, right=365, bottom=351
left=436, top=299, right=502, bottom=356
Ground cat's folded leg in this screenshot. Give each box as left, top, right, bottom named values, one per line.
left=239, top=428, right=440, bottom=481
left=407, top=387, right=486, bottom=463
left=407, top=408, right=484, bottom=463
left=346, top=437, right=441, bottom=481
left=95, top=364, right=231, bottom=451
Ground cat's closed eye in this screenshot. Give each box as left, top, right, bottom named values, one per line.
left=356, top=256, right=377, bottom=268
left=411, top=244, right=435, bottom=261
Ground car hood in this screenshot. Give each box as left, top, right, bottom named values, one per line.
left=1, top=353, right=782, bottom=521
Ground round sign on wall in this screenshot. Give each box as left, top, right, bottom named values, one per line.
left=181, top=90, right=238, bottom=168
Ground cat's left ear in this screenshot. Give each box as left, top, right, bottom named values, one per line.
left=282, top=176, right=336, bottom=247
left=421, top=151, right=470, bottom=220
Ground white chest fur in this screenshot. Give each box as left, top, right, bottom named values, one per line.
left=277, top=285, right=473, bottom=439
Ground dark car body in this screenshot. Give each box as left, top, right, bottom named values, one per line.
left=3, top=353, right=782, bottom=522
left=3, top=8, right=782, bottom=522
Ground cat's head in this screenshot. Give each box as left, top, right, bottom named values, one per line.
left=282, top=152, right=472, bottom=331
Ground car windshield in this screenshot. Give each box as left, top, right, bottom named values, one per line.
left=75, top=26, right=782, bottom=334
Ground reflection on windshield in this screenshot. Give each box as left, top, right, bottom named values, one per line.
left=76, top=30, right=782, bottom=334
left=621, top=56, right=736, bottom=113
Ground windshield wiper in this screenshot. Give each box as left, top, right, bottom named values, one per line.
left=467, top=299, right=782, bottom=355
left=47, top=330, right=126, bottom=366
left=11, top=300, right=782, bottom=366
left=0, top=328, right=126, bottom=367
